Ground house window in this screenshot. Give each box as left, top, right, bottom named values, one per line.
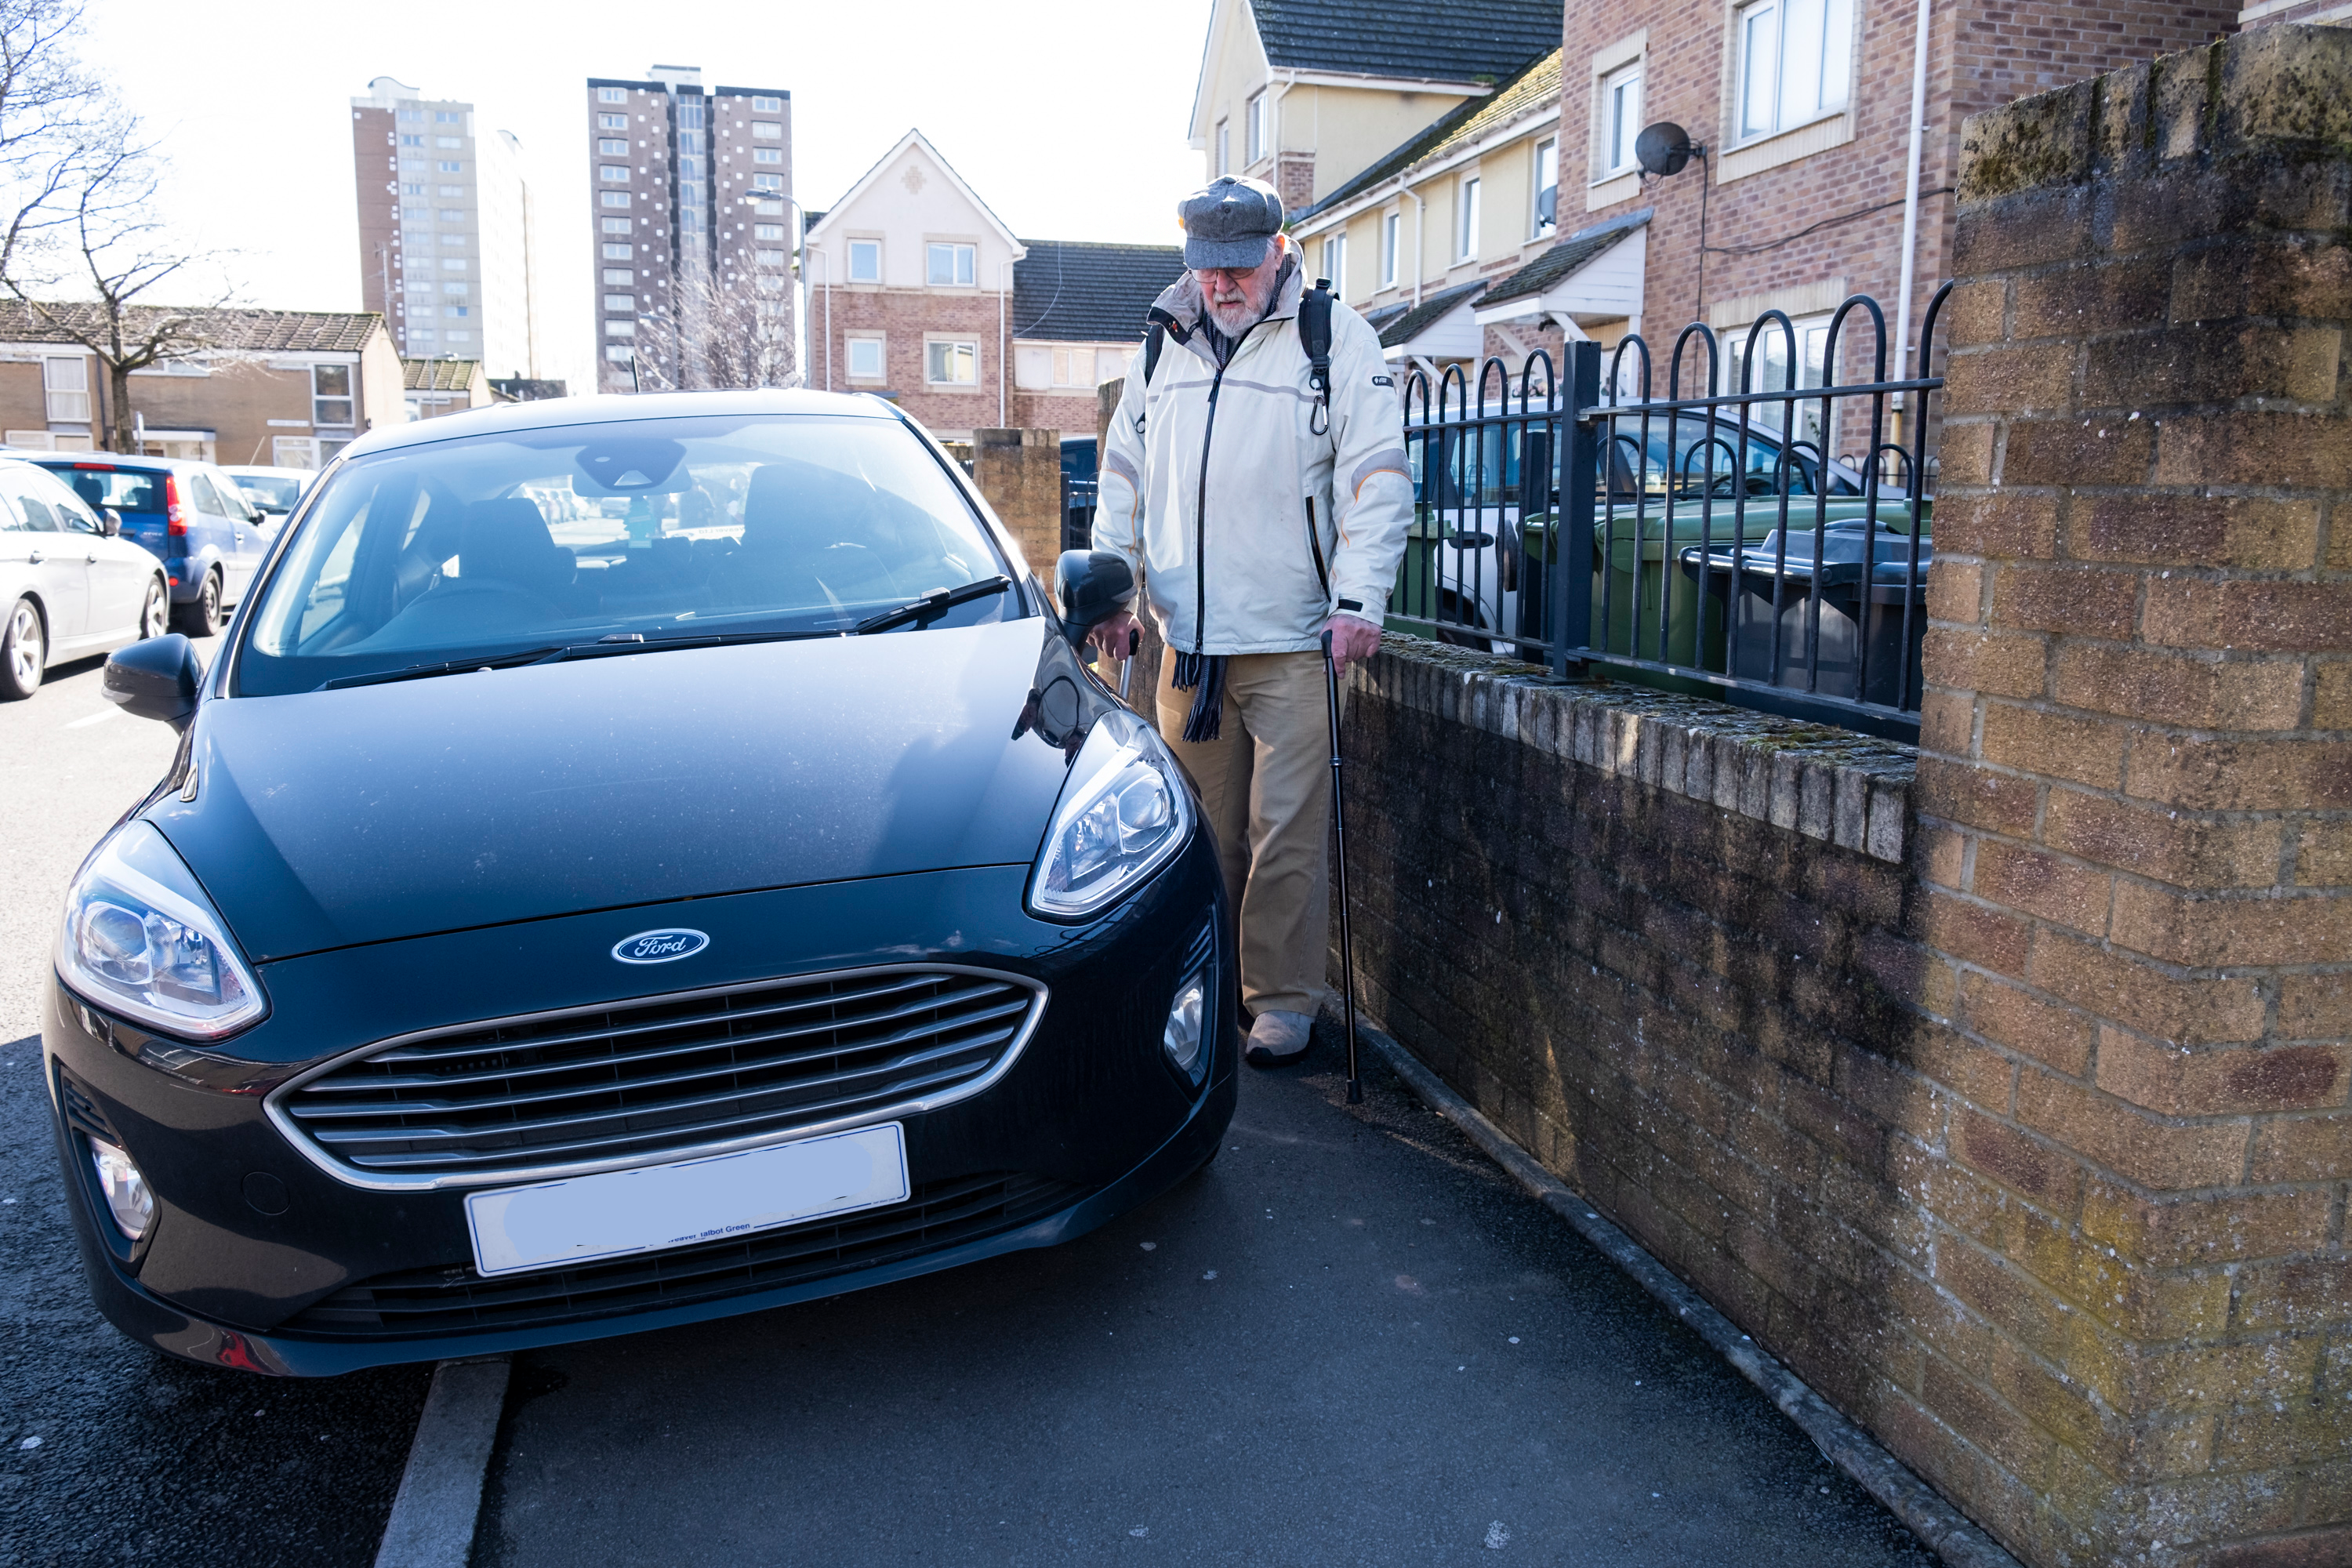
left=604, top=294, right=637, bottom=312
left=1534, top=138, right=1560, bottom=234
left=602, top=191, right=631, bottom=208
left=597, top=138, right=627, bottom=155
left=754, top=249, right=786, bottom=267
left=397, top=108, right=423, bottom=122
left=436, top=111, right=460, bottom=123
left=848, top=239, right=881, bottom=281
left=597, top=87, right=627, bottom=103
left=754, top=223, right=786, bottom=241
left=1215, top=121, right=1229, bottom=177
left=1457, top=176, right=1480, bottom=260
left=445, top=330, right=470, bottom=343
left=438, top=184, right=463, bottom=197
left=603, top=268, right=634, bottom=285
left=443, top=282, right=468, bottom=296
left=605, top=346, right=635, bottom=364
left=441, top=259, right=467, bottom=272
left=846, top=337, right=884, bottom=379
left=1246, top=92, right=1265, bottom=164
left=753, top=147, right=782, bottom=165
left=752, top=121, right=782, bottom=140
left=601, top=219, right=633, bottom=236
left=599, top=165, right=630, bottom=182
left=926, top=339, right=978, bottom=384
left=398, top=133, right=423, bottom=147
left=402, top=183, right=427, bottom=195
left=440, top=208, right=465, bottom=222
left=1382, top=212, right=1399, bottom=285
left=437, top=160, right=462, bottom=172
left=1726, top=312, right=1835, bottom=448
left=1318, top=234, right=1346, bottom=300
left=435, top=136, right=462, bottom=148
left=1054, top=347, right=1096, bottom=387
left=42, top=356, right=88, bottom=423
left=602, top=240, right=633, bottom=257
left=927, top=242, right=976, bottom=287
left=1600, top=64, right=1643, bottom=176
left=598, top=113, right=627, bottom=130
left=311, top=364, right=355, bottom=427
left=1737, top=0, right=1855, bottom=143
left=272, top=436, right=319, bottom=469
left=605, top=320, right=637, bottom=337
left=751, top=95, right=783, bottom=112
left=751, top=172, right=783, bottom=191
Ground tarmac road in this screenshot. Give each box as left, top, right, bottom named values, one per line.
left=0, top=641, right=431, bottom=1568
left=0, top=641, right=1940, bottom=1568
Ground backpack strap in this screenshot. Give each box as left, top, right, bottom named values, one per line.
left=1142, top=322, right=1165, bottom=386
left=1299, top=278, right=1334, bottom=436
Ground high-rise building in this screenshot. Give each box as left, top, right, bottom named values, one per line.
left=586, top=65, right=795, bottom=394
left=350, top=77, right=546, bottom=379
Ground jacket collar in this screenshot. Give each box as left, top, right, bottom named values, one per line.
left=1148, top=252, right=1303, bottom=347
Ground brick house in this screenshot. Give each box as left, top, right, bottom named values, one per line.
left=1564, top=0, right=2236, bottom=403
left=803, top=131, right=1181, bottom=443
left=0, top=306, right=405, bottom=466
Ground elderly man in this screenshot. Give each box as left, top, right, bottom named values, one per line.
left=1091, top=176, right=1410, bottom=1067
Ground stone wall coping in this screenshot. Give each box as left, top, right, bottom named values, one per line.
left=1353, top=636, right=1917, bottom=863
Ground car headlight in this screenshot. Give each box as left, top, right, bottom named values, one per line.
left=1029, top=707, right=1193, bottom=919
left=88, top=1138, right=154, bottom=1240
left=58, top=820, right=267, bottom=1040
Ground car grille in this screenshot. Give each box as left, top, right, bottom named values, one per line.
left=278, top=1171, right=1082, bottom=1338
left=277, top=968, right=1041, bottom=1181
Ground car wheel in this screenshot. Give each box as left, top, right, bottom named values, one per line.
left=138, top=576, right=169, bottom=640
left=172, top=571, right=221, bottom=637
left=0, top=597, right=43, bottom=699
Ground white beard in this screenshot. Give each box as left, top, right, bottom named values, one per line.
left=1203, top=297, right=1260, bottom=336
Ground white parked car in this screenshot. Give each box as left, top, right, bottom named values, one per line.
left=220, top=463, right=315, bottom=518
left=0, top=457, right=171, bottom=699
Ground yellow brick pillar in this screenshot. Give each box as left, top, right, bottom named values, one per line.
left=970, top=427, right=1062, bottom=586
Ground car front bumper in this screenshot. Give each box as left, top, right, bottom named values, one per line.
left=42, top=846, right=1233, bottom=1376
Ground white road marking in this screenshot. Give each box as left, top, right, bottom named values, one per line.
left=62, top=708, right=122, bottom=729
left=372, top=1356, right=510, bottom=1568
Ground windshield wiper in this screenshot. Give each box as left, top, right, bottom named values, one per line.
left=851, top=575, right=1013, bottom=636
left=317, top=630, right=840, bottom=691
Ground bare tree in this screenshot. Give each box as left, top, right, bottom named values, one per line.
left=630, top=268, right=797, bottom=393
left=0, top=125, right=233, bottom=451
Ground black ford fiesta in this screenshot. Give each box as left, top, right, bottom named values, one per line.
left=42, top=391, right=1234, bottom=1375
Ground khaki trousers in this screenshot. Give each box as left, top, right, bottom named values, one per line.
left=1155, top=650, right=1339, bottom=1018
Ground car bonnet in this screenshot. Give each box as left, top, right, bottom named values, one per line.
left=145, top=617, right=1105, bottom=963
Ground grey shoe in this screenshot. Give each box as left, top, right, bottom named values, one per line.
left=1243, top=1008, right=1313, bottom=1068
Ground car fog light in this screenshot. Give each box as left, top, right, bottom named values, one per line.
left=1163, top=969, right=1208, bottom=1082
left=89, top=1138, right=154, bottom=1240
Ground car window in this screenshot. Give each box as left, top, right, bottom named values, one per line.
left=5, top=474, right=61, bottom=531
left=189, top=472, right=229, bottom=515
left=233, top=474, right=305, bottom=511
left=42, top=464, right=163, bottom=514
left=238, top=413, right=1015, bottom=697
left=23, top=467, right=103, bottom=533
left=206, top=470, right=260, bottom=521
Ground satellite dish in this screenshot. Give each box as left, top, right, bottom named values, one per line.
left=1635, top=122, right=1700, bottom=177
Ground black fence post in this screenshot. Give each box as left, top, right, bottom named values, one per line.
left=1552, top=339, right=1600, bottom=677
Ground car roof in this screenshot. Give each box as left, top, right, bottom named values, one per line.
left=23, top=452, right=191, bottom=474
left=340, top=388, right=901, bottom=460
left=221, top=464, right=312, bottom=479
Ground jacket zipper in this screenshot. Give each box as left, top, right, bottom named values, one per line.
left=1305, top=497, right=1330, bottom=597
left=1192, top=362, right=1225, bottom=654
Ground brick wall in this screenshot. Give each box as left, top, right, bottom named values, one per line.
left=812, top=285, right=1006, bottom=438
left=970, top=427, right=1062, bottom=582
left=1341, top=27, right=2349, bottom=1567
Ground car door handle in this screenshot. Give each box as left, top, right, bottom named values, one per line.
left=25, top=549, right=40, bottom=563
left=86, top=550, right=99, bottom=562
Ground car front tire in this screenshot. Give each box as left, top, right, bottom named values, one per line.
left=172, top=570, right=221, bottom=637
left=1, top=596, right=44, bottom=699
left=139, top=576, right=168, bottom=640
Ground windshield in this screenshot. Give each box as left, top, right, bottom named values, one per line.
left=237, top=413, right=1014, bottom=696
left=42, top=463, right=163, bottom=514
left=232, top=474, right=305, bottom=511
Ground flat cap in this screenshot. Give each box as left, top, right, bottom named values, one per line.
left=1178, top=176, right=1283, bottom=270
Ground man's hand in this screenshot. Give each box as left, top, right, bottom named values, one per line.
left=1322, top=614, right=1381, bottom=673
left=1086, top=608, right=1141, bottom=663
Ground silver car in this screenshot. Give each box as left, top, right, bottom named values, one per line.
left=0, top=456, right=171, bottom=699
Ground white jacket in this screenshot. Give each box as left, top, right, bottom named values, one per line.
left=1094, top=262, right=1411, bottom=655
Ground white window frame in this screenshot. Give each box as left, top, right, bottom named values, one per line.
left=1246, top=93, right=1266, bottom=165
left=924, top=336, right=979, bottom=387
left=310, top=363, right=355, bottom=428
left=847, top=238, right=882, bottom=283
left=1318, top=233, right=1346, bottom=301
left=1215, top=121, right=1229, bottom=177
left=1733, top=0, right=1856, bottom=147
left=1381, top=212, right=1399, bottom=286
left=1457, top=176, right=1480, bottom=262
left=926, top=241, right=977, bottom=288
left=1599, top=65, right=1643, bottom=178
left=1533, top=137, right=1560, bottom=237
left=752, top=121, right=782, bottom=140
left=750, top=95, right=783, bottom=113
left=603, top=293, right=637, bottom=313
left=597, top=86, right=626, bottom=104
left=846, top=335, right=886, bottom=381
left=42, top=356, right=88, bottom=423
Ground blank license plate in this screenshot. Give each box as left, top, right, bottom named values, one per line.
left=465, top=1123, right=910, bottom=1276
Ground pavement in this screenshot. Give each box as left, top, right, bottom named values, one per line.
left=0, top=640, right=1939, bottom=1568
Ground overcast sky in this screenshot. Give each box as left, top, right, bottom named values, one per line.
left=76, top=0, right=1211, bottom=395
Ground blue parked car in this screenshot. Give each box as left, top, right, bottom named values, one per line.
left=30, top=455, right=275, bottom=635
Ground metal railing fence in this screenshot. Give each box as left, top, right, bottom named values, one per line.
left=1061, top=475, right=1098, bottom=554
left=1386, top=281, right=1951, bottom=743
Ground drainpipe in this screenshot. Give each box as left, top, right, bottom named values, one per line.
left=1893, top=0, right=1934, bottom=389
left=1405, top=187, right=1426, bottom=306
left=999, top=257, right=1015, bottom=427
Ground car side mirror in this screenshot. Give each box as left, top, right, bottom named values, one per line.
left=98, top=507, right=121, bottom=537
left=103, top=633, right=203, bottom=731
left=1052, top=550, right=1135, bottom=646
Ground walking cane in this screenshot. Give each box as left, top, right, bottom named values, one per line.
left=1320, top=630, right=1363, bottom=1105
left=1119, top=626, right=1139, bottom=702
